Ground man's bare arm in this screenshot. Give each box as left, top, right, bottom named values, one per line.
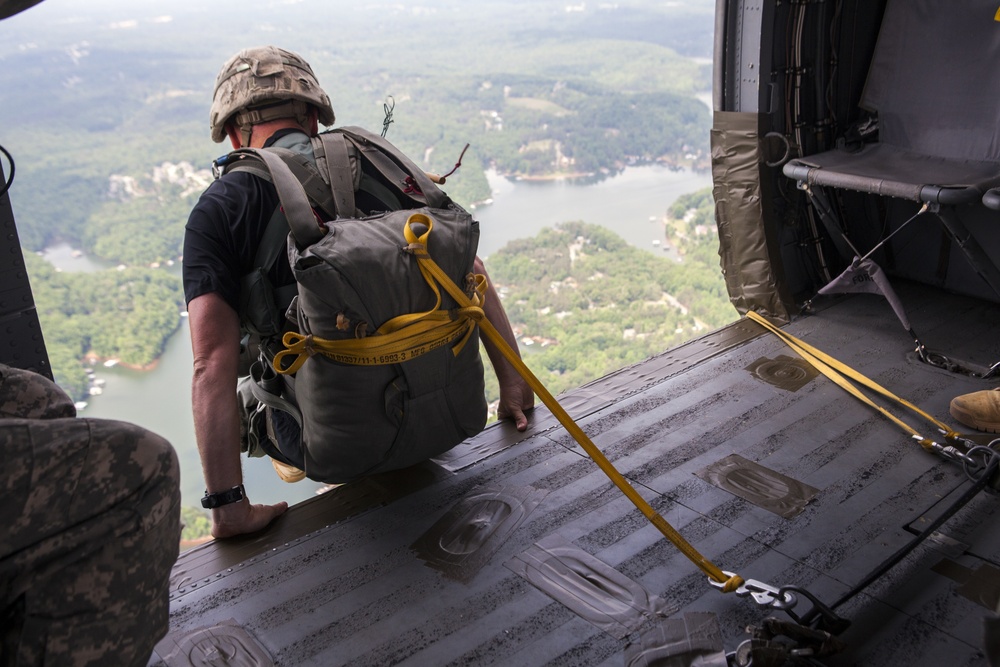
left=188, top=292, right=287, bottom=538
left=474, top=257, right=534, bottom=431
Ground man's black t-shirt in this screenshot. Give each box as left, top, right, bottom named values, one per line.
left=182, top=130, right=311, bottom=464
left=182, top=130, right=303, bottom=310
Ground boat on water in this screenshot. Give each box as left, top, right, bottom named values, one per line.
left=1, top=0, right=999, bottom=665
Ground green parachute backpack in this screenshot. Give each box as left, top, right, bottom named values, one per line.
left=221, top=127, right=488, bottom=484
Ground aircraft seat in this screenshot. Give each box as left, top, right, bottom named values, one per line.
left=782, top=0, right=1000, bottom=297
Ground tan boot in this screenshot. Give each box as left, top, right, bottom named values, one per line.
left=950, top=387, right=1000, bottom=434
left=272, top=458, right=306, bottom=483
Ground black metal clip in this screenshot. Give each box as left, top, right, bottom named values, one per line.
left=778, top=586, right=851, bottom=636
left=730, top=617, right=848, bottom=667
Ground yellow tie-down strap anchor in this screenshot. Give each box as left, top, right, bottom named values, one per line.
left=746, top=311, right=966, bottom=458
left=274, top=211, right=744, bottom=592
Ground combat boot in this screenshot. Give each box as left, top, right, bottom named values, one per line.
left=950, top=387, right=1000, bottom=434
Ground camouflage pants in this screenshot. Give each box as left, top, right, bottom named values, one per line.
left=0, top=365, right=180, bottom=667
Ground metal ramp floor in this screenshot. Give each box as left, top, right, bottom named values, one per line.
left=153, top=283, right=1000, bottom=666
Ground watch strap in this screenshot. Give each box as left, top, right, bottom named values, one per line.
left=201, top=484, right=246, bottom=509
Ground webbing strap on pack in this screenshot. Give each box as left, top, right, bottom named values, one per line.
left=339, top=126, right=448, bottom=209
left=248, top=148, right=327, bottom=248
left=746, top=311, right=962, bottom=450
left=272, top=211, right=744, bottom=592
left=268, top=147, right=338, bottom=220
left=311, top=133, right=357, bottom=218
left=271, top=216, right=482, bottom=373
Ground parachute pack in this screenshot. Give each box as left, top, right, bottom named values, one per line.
left=219, top=127, right=488, bottom=484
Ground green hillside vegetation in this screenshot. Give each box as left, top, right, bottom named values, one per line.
left=481, top=189, right=732, bottom=403
left=1, top=0, right=711, bottom=258
left=24, top=252, right=185, bottom=399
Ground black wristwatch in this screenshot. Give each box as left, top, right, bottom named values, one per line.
left=201, top=484, right=246, bottom=509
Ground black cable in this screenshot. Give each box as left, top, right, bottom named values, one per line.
left=0, top=143, right=15, bottom=198
left=830, top=456, right=998, bottom=610
left=381, top=96, right=395, bottom=138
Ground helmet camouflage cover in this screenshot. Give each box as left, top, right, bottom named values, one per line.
left=209, top=45, right=335, bottom=143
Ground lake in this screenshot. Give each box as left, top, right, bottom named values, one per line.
left=475, top=167, right=710, bottom=259
left=51, top=164, right=713, bottom=510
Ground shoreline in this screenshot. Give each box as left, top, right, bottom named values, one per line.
left=511, top=171, right=596, bottom=181
left=84, top=352, right=162, bottom=372
left=489, top=159, right=708, bottom=184
left=80, top=317, right=184, bottom=374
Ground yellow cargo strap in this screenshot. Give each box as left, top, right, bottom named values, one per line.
left=747, top=311, right=962, bottom=450
left=273, top=212, right=744, bottom=592
left=272, top=216, right=485, bottom=374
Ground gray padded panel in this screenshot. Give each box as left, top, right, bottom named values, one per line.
left=861, top=0, right=1000, bottom=161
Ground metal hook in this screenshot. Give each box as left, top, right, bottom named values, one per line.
left=708, top=571, right=798, bottom=609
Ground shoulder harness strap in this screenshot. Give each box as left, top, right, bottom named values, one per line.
left=253, top=206, right=297, bottom=309
left=226, top=147, right=327, bottom=248
left=311, top=133, right=358, bottom=218
left=224, top=149, right=337, bottom=221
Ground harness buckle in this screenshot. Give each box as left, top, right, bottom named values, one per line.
left=211, top=154, right=231, bottom=180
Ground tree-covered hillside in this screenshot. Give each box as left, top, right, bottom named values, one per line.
left=24, top=252, right=185, bottom=398
left=0, top=0, right=713, bottom=256
left=481, top=188, right=733, bottom=404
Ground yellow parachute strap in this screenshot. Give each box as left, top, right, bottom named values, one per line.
left=746, top=311, right=961, bottom=449
left=270, top=211, right=741, bottom=591
left=272, top=214, right=487, bottom=375
left=402, top=212, right=743, bottom=592
left=275, top=312, right=480, bottom=373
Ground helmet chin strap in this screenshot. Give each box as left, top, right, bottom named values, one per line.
left=235, top=100, right=312, bottom=146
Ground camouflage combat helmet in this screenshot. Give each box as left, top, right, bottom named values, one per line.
left=210, top=45, right=335, bottom=144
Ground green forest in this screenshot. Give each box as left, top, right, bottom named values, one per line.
left=25, top=253, right=185, bottom=398
left=480, top=189, right=731, bottom=404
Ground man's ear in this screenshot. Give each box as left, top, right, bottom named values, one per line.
left=225, top=122, right=242, bottom=150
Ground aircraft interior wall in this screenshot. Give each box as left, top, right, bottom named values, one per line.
left=761, top=0, right=1000, bottom=306
left=0, top=161, right=51, bottom=376
left=760, top=0, right=883, bottom=303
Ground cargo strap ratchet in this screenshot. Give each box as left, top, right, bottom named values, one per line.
left=273, top=211, right=745, bottom=593
left=747, top=311, right=968, bottom=459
